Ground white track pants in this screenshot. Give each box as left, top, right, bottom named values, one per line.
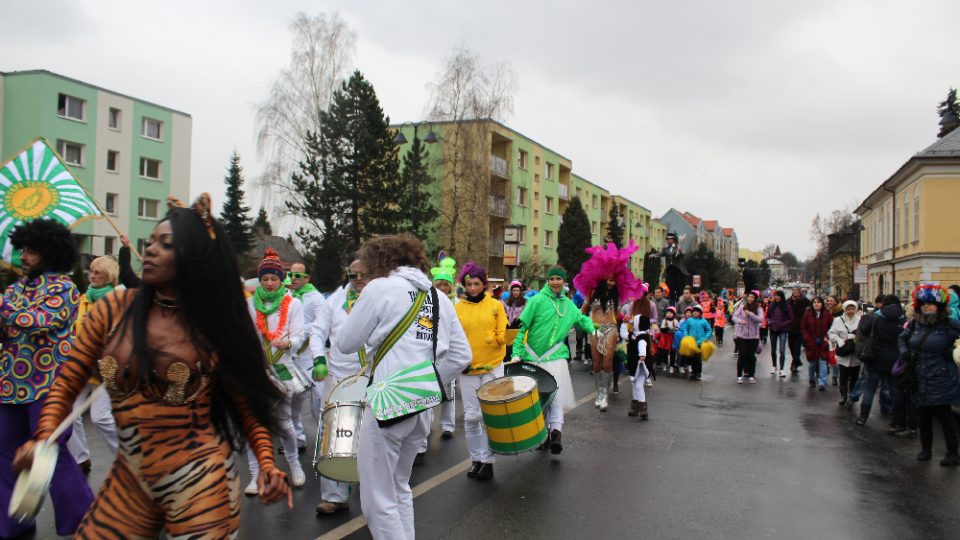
left=248, top=392, right=299, bottom=477
left=358, top=407, right=430, bottom=540
left=67, top=383, right=118, bottom=463
left=459, top=365, right=503, bottom=464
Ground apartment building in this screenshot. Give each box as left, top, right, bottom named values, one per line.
left=0, top=69, right=191, bottom=260
left=855, top=126, right=960, bottom=301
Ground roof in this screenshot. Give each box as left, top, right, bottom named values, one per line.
left=722, top=227, right=734, bottom=237
left=246, top=235, right=304, bottom=275
left=681, top=212, right=702, bottom=227
left=1, top=69, right=191, bottom=117
left=704, top=220, right=718, bottom=232
left=855, top=127, right=960, bottom=214
left=918, top=126, right=960, bottom=157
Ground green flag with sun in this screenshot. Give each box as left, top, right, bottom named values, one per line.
left=0, top=139, right=102, bottom=262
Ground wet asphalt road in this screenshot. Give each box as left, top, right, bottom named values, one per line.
left=35, top=340, right=960, bottom=539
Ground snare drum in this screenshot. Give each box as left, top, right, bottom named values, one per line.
left=477, top=375, right=548, bottom=454
left=313, top=373, right=368, bottom=483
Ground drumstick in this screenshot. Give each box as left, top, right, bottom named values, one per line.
left=46, top=385, right=108, bottom=444
left=503, top=359, right=522, bottom=366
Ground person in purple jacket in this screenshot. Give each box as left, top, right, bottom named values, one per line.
left=766, top=290, right=794, bottom=377
left=733, top=291, right=764, bottom=383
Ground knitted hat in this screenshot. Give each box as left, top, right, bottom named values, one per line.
left=842, top=300, right=858, bottom=311
left=458, top=261, right=488, bottom=285
left=509, top=280, right=523, bottom=290
left=258, top=248, right=285, bottom=279
left=430, top=256, right=457, bottom=285
left=547, top=266, right=568, bottom=280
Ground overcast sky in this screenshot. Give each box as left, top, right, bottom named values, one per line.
left=4, top=0, right=958, bottom=257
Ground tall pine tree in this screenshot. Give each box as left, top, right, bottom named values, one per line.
left=253, top=207, right=273, bottom=237
left=219, top=152, right=254, bottom=255
left=400, top=135, right=435, bottom=242
left=319, top=70, right=403, bottom=254
left=557, top=197, right=592, bottom=282
left=937, top=88, right=960, bottom=138
left=606, top=205, right=624, bottom=248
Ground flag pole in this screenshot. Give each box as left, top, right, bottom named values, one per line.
left=38, top=138, right=143, bottom=262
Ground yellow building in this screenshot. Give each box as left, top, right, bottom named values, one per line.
left=855, top=128, right=960, bottom=300
left=738, top=248, right=764, bottom=264
left=650, top=219, right=667, bottom=252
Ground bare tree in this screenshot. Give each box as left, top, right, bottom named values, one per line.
left=423, top=46, right=517, bottom=264
left=515, top=251, right=543, bottom=290
left=761, top=243, right=778, bottom=259
left=253, top=12, right=356, bottom=235
left=809, top=203, right=857, bottom=292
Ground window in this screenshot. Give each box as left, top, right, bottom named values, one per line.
left=139, top=157, right=161, bottom=179
left=576, top=187, right=583, bottom=199
left=545, top=230, right=553, bottom=248
left=104, top=236, right=115, bottom=255
left=137, top=198, right=160, bottom=219
left=105, top=193, right=118, bottom=214
left=913, top=186, right=920, bottom=242
left=517, top=226, right=526, bottom=244
left=517, top=187, right=527, bottom=206
left=518, top=150, right=528, bottom=170
left=57, top=93, right=86, bottom=121
left=534, top=191, right=539, bottom=202
left=56, top=140, right=84, bottom=166
left=546, top=163, right=554, bottom=180
left=592, top=221, right=597, bottom=234
left=533, top=227, right=539, bottom=237
left=535, top=156, right=540, bottom=166
left=545, top=197, right=554, bottom=214
left=903, top=198, right=909, bottom=246
left=535, top=174, right=540, bottom=185
left=141, top=117, right=163, bottom=140
left=108, top=108, right=121, bottom=130
left=106, top=150, right=119, bottom=172
left=592, top=195, right=598, bottom=209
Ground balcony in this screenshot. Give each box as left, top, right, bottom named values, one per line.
left=558, top=183, right=569, bottom=200
left=489, top=238, right=504, bottom=257
left=489, top=195, right=509, bottom=219
left=490, top=155, right=509, bottom=179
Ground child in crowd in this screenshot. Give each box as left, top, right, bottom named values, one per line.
left=657, top=307, right=680, bottom=373
left=714, top=301, right=727, bottom=346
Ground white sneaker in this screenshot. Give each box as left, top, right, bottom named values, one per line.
left=748, top=377, right=757, bottom=384
left=770, top=368, right=776, bottom=375
left=244, top=476, right=259, bottom=496
left=290, top=462, right=306, bottom=487
left=669, top=366, right=675, bottom=374
left=779, top=369, right=786, bottom=378
left=737, top=377, right=744, bottom=384
left=645, top=378, right=653, bottom=388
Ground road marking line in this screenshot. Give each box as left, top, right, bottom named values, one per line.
left=315, top=391, right=598, bottom=540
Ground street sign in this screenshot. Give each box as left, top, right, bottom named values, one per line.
left=692, top=274, right=701, bottom=288
left=854, top=262, right=868, bottom=284
left=503, top=243, right=518, bottom=267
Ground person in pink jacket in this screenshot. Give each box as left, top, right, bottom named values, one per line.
left=733, top=291, right=764, bottom=383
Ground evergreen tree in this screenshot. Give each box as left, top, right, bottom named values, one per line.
left=319, top=70, right=403, bottom=254
left=605, top=205, right=624, bottom=248
left=937, top=88, right=960, bottom=138
left=400, top=135, right=435, bottom=242
left=684, top=242, right=737, bottom=292
left=253, top=207, right=273, bottom=237
left=557, top=196, right=593, bottom=282
left=219, top=152, right=254, bottom=255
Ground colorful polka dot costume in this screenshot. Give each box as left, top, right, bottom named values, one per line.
left=0, top=272, right=79, bottom=404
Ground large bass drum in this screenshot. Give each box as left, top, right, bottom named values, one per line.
left=313, top=372, right=368, bottom=483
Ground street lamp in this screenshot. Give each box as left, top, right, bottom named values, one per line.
left=392, top=121, right=439, bottom=145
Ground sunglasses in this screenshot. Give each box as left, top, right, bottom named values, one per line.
left=347, top=272, right=365, bottom=280
left=287, top=272, right=308, bottom=279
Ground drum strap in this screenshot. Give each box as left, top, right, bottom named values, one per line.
left=525, top=341, right=564, bottom=364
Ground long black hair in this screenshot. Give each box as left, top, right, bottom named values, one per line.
left=592, top=280, right=619, bottom=310
left=118, top=207, right=283, bottom=448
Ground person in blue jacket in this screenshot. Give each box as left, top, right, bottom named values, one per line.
left=681, top=305, right=713, bottom=381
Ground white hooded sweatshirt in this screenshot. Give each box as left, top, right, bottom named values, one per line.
left=311, top=284, right=372, bottom=378
left=336, top=266, right=471, bottom=388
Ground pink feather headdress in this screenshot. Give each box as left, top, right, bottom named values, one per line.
left=573, top=240, right=647, bottom=304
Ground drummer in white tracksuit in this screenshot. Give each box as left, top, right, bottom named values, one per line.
left=337, top=235, right=471, bottom=540
left=288, top=262, right=325, bottom=448
left=310, top=260, right=371, bottom=515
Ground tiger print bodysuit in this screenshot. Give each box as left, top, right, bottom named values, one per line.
left=35, top=290, right=282, bottom=539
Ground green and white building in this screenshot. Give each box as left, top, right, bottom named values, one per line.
left=0, top=69, right=192, bottom=260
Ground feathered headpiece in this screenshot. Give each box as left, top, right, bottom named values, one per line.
left=573, top=240, right=646, bottom=304
left=912, top=283, right=948, bottom=311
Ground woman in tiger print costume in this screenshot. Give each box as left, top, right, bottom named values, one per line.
left=14, top=196, right=292, bottom=539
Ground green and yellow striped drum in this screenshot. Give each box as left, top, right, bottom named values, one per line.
left=477, top=375, right=548, bottom=454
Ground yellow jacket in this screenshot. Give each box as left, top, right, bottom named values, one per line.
left=455, top=294, right=507, bottom=375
